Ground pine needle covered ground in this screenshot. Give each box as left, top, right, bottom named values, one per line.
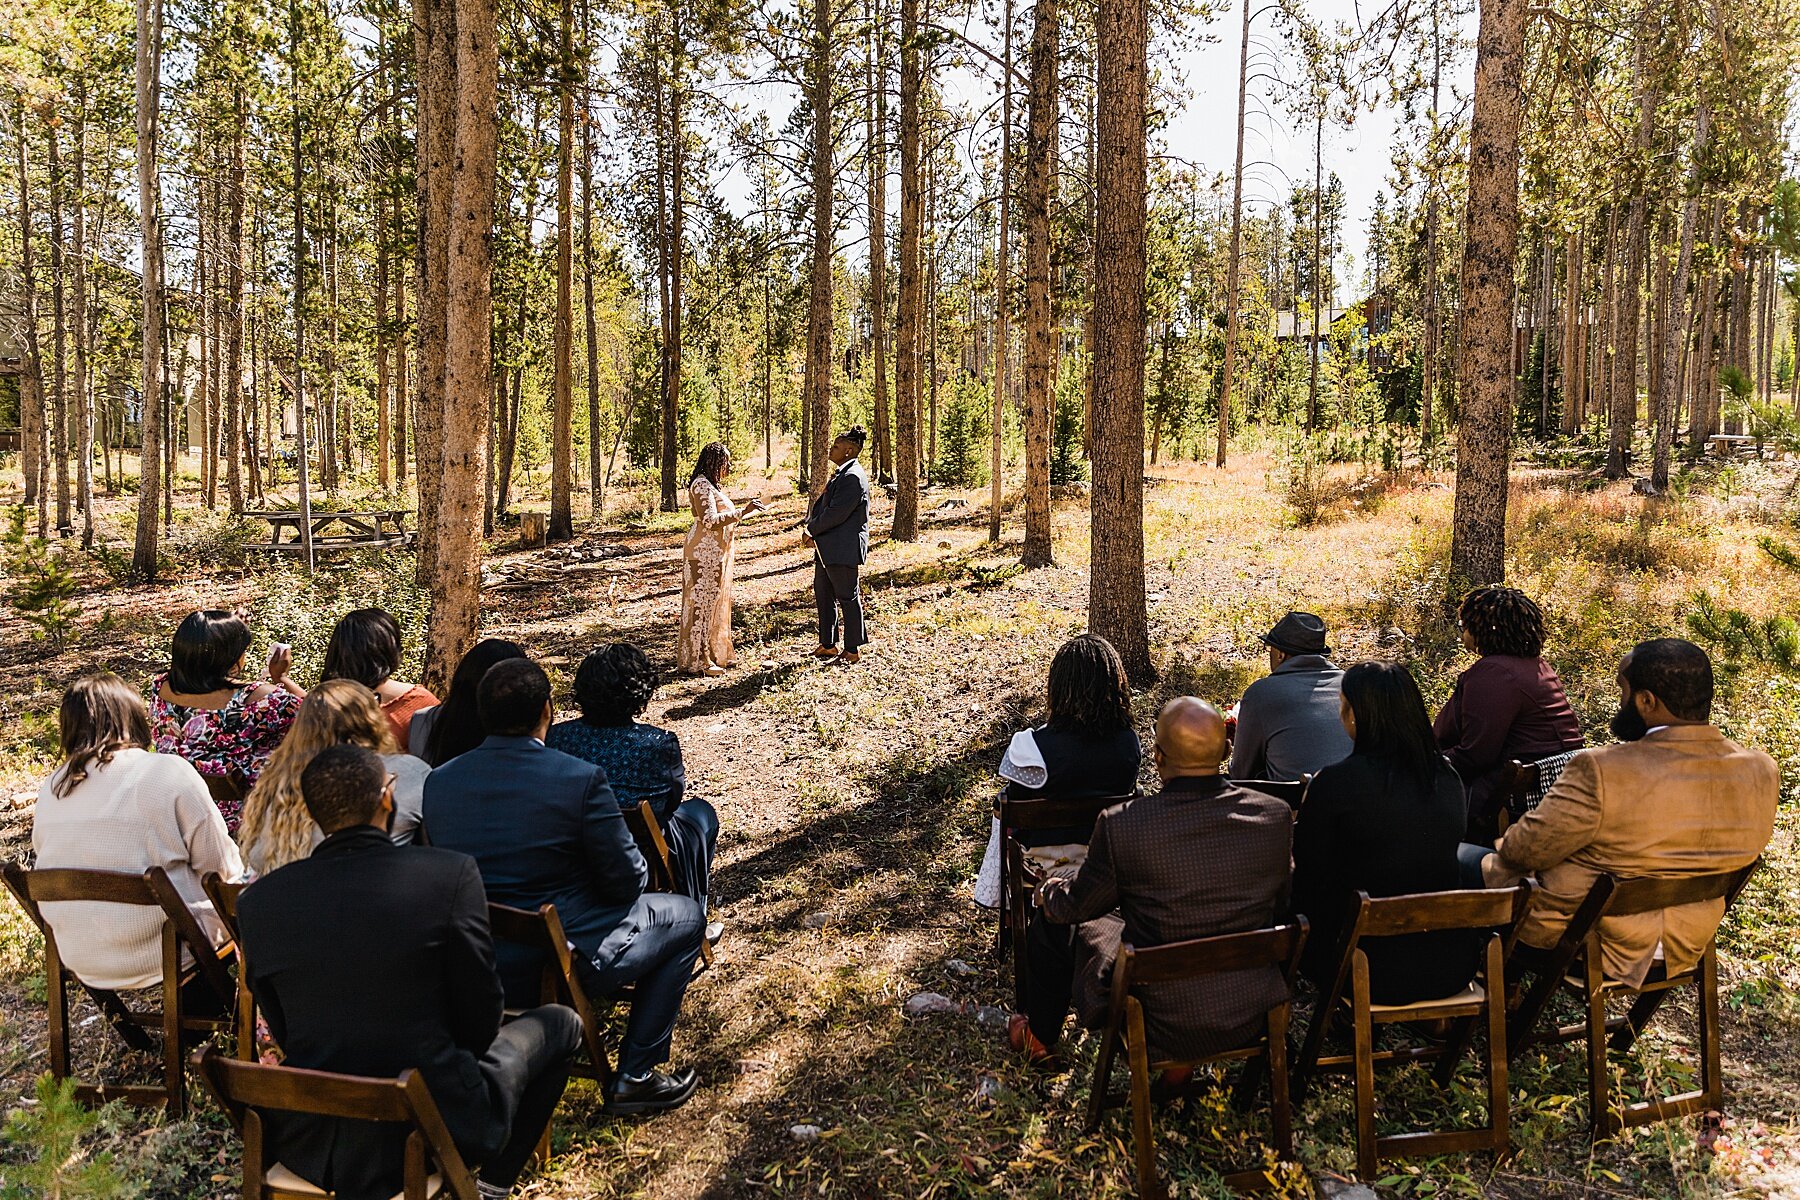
left=3, top=448, right=1799, bottom=1198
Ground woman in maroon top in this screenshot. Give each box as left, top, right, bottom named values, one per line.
left=1435, top=586, right=1584, bottom=840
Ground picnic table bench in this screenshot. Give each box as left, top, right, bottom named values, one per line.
left=242, top=509, right=413, bottom=554
left=1707, top=434, right=1760, bottom=458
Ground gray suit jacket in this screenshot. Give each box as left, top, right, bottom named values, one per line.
left=806, top=458, right=870, bottom=565
left=1229, top=655, right=1352, bottom=783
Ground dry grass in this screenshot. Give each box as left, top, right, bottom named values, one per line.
left=2, top=449, right=1799, bottom=1197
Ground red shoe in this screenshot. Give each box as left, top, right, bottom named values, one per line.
left=1007, top=1014, right=1056, bottom=1066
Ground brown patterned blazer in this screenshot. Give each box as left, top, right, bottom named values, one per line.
left=1039, top=774, right=1294, bottom=1060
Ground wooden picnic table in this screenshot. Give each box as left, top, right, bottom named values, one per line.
left=1706, top=434, right=1760, bottom=459
left=242, top=509, right=413, bottom=554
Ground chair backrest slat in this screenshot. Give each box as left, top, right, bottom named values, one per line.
left=198, top=1050, right=415, bottom=1122
left=18, top=867, right=160, bottom=907
left=1119, top=922, right=1308, bottom=986
left=1355, top=887, right=1527, bottom=938
left=1000, top=793, right=1134, bottom=831
left=1602, top=863, right=1759, bottom=918
left=487, top=902, right=560, bottom=953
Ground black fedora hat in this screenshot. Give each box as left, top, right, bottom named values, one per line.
left=1260, top=611, right=1329, bottom=656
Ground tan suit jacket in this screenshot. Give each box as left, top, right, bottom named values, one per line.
left=1483, top=725, right=1776, bottom=986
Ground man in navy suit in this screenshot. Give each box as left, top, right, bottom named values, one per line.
left=804, top=425, right=872, bottom=664
left=423, top=658, right=704, bottom=1115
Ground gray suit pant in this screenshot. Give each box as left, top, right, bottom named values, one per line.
left=814, top=558, right=866, bottom=651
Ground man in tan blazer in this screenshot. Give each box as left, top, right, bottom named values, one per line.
left=1475, top=638, right=1776, bottom=986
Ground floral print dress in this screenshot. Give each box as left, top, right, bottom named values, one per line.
left=150, top=672, right=301, bottom=830
left=677, top=475, right=738, bottom=673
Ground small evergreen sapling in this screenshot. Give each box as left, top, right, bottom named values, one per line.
left=3, top=506, right=80, bottom=651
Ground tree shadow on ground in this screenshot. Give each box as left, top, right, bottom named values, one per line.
left=663, top=663, right=806, bottom=721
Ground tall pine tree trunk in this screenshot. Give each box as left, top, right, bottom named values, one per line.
left=1019, top=0, right=1055, bottom=566
left=867, top=3, right=891, bottom=481
left=224, top=88, right=247, bottom=511
left=1216, top=0, right=1251, bottom=467
left=48, top=121, right=71, bottom=532
left=13, top=102, right=46, bottom=532
left=414, top=0, right=454, bottom=589
left=425, top=0, right=497, bottom=688
left=549, top=0, right=576, bottom=540
left=133, top=0, right=165, bottom=578
left=891, top=0, right=922, bottom=541
left=1448, top=0, right=1526, bottom=587
left=805, top=0, right=834, bottom=500
left=1650, top=105, right=1706, bottom=493
left=1090, top=0, right=1150, bottom=680
left=988, top=0, right=1011, bottom=542
left=72, top=89, right=94, bottom=546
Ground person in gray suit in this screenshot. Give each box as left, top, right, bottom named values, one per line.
left=803, top=426, right=871, bottom=664
left=1229, top=610, right=1353, bottom=783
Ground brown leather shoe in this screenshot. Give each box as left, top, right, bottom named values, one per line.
left=812, top=645, right=841, bottom=659
left=839, top=652, right=861, bottom=665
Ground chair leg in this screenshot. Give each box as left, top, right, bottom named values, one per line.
left=1431, top=1016, right=1477, bottom=1089
left=1293, top=992, right=1337, bottom=1103
left=1586, top=977, right=1612, bottom=1140
left=1698, top=947, right=1722, bottom=1114
left=1084, top=1013, right=1121, bottom=1134
left=1126, top=1001, right=1167, bottom=1200
left=1505, top=968, right=1563, bottom=1064
left=163, top=932, right=186, bottom=1118
left=47, top=962, right=71, bottom=1083
left=1267, top=1005, right=1294, bottom=1161
left=1485, top=941, right=1510, bottom=1159
left=1230, top=1053, right=1266, bottom=1114
left=1351, top=957, right=1379, bottom=1183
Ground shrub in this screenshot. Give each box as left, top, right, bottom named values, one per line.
left=249, top=553, right=432, bottom=686
left=0, top=1076, right=133, bottom=1199
left=2, top=506, right=80, bottom=651
left=1687, top=591, right=1800, bottom=671
left=1050, top=369, right=1089, bottom=485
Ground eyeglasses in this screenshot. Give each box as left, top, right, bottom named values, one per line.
left=383, top=773, right=398, bottom=793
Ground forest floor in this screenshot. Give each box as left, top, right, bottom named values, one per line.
left=3, top=444, right=1800, bottom=1198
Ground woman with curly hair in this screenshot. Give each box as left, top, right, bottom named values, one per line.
left=547, top=643, right=719, bottom=910
left=237, top=680, right=432, bottom=876
left=677, top=441, right=766, bottom=676
left=1435, top=586, right=1584, bottom=840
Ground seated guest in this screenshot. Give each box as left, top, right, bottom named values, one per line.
left=319, top=608, right=440, bottom=749
left=237, top=745, right=579, bottom=1200
left=424, top=659, right=705, bottom=1115
left=1229, top=611, right=1353, bottom=783
left=32, top=673, right=244, bottom=991
left=1467, top=640, right=1778, bottom=986
left=414, top=638, right=528, bottom=765
left=999, top=633, right=1142, bottom=845
left=1293, top=661, right=1476, bottom=1005
left=547, top=644, right=719, bottom=911
left=151, top=609, right=305, bottom=830
left=1012, top=697, right=1292, bottom=1063
left=1435, top=586, right=1584, bottom=840
left=237, top=680, right=432, bottom=876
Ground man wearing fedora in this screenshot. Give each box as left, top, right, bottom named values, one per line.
left=1229, top=611, right=1352, bottom=783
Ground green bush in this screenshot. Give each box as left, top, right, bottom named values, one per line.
left=932, top=383, right=987, bottom=489
left=1050, top=370, right=1089, bottom=485
left=3, top=506, right=80, bottom=651
left=249, top=554, right=433, bottom=686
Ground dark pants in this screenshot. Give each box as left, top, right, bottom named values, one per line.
left=664, top=798, right=719, bottom=910
left=474, top=1005, right=583, bottom=1189
left=814, top=557, right=866, bottom=651
left=1022, top=910, right=1123, bottom=1048
left=1457, top=842, right=1495, bottom=889
left=576, top=893, right=705, bottom=1078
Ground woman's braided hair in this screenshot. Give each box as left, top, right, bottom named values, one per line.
left=1045, top=633, right=1133, bottom=736
left=1458, top=586, right=1547, bottom=658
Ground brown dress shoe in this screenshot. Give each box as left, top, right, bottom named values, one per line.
left=839, top=652, right=861, bottom=665
left=813, top=645, right=841, bottom=658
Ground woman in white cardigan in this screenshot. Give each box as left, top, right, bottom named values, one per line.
left=30, top=673, right=244, bottom=991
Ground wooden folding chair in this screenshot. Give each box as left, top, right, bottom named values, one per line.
left=1083, top=922, right=1308, bottom=1199
left=1294, top=885, right=1534, bottom=1181
left=621, top=799, right=714, bottom=969
left=191, top=1046, right=479, bottom=1200
left=486, top=901, right=621, bottom=1090
left=1235, top=777, right=1312, bottom=809
left=1505, top=859, right=1761, bottom=1139
left=202, top=872, right=262, bottom=1062
left=996, top=792, right=1134, bottom=1012
left=1, top=861, right=238, bottom=1116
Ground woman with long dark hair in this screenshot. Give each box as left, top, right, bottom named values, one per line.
left=1292, top=660, right=1476, bottom=1004
left=33, top=673, right=243, bottom=989
left=150, top=609, right=305, bottom=829
left=677, top=441, right=765, bottom=676
left=416, top=638, right=529, bottom=766
left=1435, top=586, right=1584, bottom=839
left=319, top=608, right=439, bottom=748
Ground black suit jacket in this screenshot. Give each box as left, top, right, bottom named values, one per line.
left=1041, top=775, right=1293, bottom=1060
left=236, top=827, right=505, bottom=1200
left=1291, top=751, right=1479, bottom=1004
left=423, top=735, right=648, bottom=999
left=805, top=458, right=870, bottom=565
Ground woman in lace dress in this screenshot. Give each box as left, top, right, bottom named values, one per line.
left=677, top=442, right=764, bottom=676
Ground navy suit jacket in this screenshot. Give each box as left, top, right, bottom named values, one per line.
left=806, top=457, right=870, bottom=565
left=423, top=735, right=648, bottom=992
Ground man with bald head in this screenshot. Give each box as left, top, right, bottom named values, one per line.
left=1015, top=697, right=1295, bottom=1064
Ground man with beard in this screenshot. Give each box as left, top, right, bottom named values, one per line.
left=1459, top=638, right=1776, bottom=986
